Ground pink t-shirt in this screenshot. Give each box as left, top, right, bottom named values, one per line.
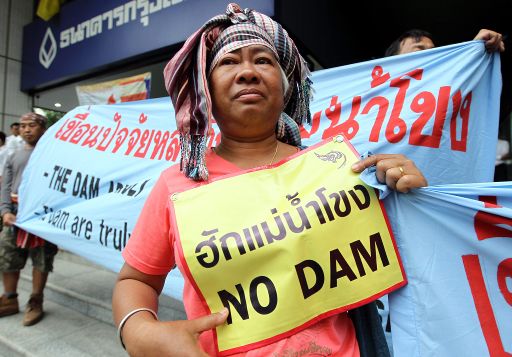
left=123, top=149, right=360, bottom=356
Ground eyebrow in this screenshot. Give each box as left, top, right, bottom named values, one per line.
left=229, top=45, right=275, bottom=56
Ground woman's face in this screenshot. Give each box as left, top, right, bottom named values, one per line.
left=209, top=45, right=284, bottom=141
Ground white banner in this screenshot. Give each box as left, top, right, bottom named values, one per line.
left=76, top=72, right=151, bottom=105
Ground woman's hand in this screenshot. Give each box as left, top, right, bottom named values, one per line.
left=351, top=154, right=428, bottom=193
left=113, top=263, right=228, bottom=357
left=124, top=308, right=229, bottom=357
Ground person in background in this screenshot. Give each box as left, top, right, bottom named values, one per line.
left=5, top=122, right=24, bottom=156
left=112, top=3, right=428, bottom=356
left=494, top=138, right=510, bottom=181
left=0, top=113, right=58, bottom=326
left=0, top=131, right=8, bottom=232
left=0, top=132, right=8, bottom=184
left=385, top=28, right=505, bottom=56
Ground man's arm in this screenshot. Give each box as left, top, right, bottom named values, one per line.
left=1, top=154, right=15, bottom=225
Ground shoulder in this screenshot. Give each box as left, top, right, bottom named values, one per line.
left=158, top=150, right=235, bottom=193
left=158, top=164, right=213, bottom=195
left=15, top=147, right=32, bottom=157
left=159, top=164, right=199, bottom=194
left=5, top=150, right=16, bottom=162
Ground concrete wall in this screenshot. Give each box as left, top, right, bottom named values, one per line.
left=0, top=0, right=33, bottom=133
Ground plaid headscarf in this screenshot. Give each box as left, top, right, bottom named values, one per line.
left=164, top=3, right=312, bottom=181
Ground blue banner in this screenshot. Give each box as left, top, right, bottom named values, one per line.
left=384, top=183, right=512, bottom=356
left=306, top=41, right=500, bottom=185
left=15, top=41, right=505, bottom=352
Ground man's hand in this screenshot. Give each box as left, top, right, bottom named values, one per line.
left=2, top=213, right=16, bottom=226
left=474, top=29, right=505, bottom=52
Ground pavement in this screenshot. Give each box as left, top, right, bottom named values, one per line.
left=0, top=250, right=186, bottom=357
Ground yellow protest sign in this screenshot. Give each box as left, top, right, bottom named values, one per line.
left=172, top=136, right=405, bottom=355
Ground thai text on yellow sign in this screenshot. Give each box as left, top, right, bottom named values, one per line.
left=172, top=136, right=405, bottom=355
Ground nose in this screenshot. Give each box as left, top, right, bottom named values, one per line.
left=236, top=61, right=260, bottom=84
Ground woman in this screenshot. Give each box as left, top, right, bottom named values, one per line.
left=112, top=4, right=427, bottom=356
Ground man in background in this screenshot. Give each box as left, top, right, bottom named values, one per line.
left=0, top=113, right=58, bottom=326
left=5, top=122, right=24, bottom=155
left=0, top=132, right=7, bottom=184
left=385, top=28, right=504, bottom=56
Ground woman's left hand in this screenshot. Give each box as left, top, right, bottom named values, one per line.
left=351, top=154, right=428, bottom=193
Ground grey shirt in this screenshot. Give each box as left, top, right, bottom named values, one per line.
left=0, top=146, right=33, bottom=216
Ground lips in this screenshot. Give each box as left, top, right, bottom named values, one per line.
left=234, top=88, right=264, bottom=99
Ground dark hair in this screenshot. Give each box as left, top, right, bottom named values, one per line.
left=385, top=29, right=435, bottom=57
left=0, top=131, right=6, bottom=145
left=10, top=122, right=19, bottom=128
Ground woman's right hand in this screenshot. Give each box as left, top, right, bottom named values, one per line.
left=124, top=308, right=229, bottom=357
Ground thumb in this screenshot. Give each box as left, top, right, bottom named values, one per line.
left=190, top=308, right=229, bottom=334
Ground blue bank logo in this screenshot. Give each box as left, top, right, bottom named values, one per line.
left=39, top=28, right=57, bottom=69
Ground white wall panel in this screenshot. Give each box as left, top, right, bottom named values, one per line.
left=0, top=56, right=5, bottom=114
left=5, top=59, right=31, bottom=117
left=8, top=0, right=33, bottom=60
left=0, top=0, right=8, bottom=56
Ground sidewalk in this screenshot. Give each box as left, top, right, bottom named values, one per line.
left=0, top=250, right=186, bottom=357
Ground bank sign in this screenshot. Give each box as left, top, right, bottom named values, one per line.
left=21, top=0, right=274, bottom=92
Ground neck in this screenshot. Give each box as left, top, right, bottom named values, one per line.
left=215, top=135, right=280, bottom=169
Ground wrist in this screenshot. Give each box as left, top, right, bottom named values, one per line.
left=118, top=308, right=158, bottom=351
left=125, top=317, right=159, bottom=356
